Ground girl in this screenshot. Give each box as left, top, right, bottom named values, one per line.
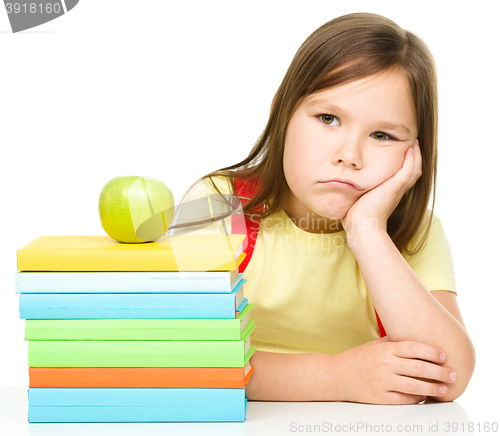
left=167, top=12, right=475, bottom=405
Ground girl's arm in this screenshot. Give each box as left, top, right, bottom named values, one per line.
left=246, top=338, right=455, bottom=403
left=346, top=227, right=475, bottom=402
left=246, top=350, right=341, bottom=401
left=338, top=142, right=474, bottom=402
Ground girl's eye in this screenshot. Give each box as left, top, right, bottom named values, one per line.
left=318, top=115, right=396, bottom=142
left=372, top=131, right=394, bottom=141
left=319, top=114, right=340, bottom=126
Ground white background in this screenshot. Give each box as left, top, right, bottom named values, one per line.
left=0, top=0, right=498, bottom=414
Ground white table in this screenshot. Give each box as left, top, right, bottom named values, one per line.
left=0, top=380, right=497, bottom=436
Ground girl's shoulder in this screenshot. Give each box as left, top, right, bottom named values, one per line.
left=168, top=175, right=236, bottom=237
left=202, top=175, right=235, bottom=195
left=179, top=175, right=234, bottom=203
left=404, top=209, right=448, bottom=257
left=403, top=209, right=456, bottom=294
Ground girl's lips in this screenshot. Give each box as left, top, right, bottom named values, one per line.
left=322, top=181, right=361, bottom=191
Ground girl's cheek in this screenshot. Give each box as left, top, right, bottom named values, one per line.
left=374, top=148, right=407, bottom=180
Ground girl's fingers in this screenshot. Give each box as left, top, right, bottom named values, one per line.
left=397, top=358, right=456, bottom=385
left=400, top=141, right=422, bottom=190
left=396, top=144, right=418, bottom=186
left=385, top=391, right=426, bottom=405
left=392, top=375, right=448, bottom=398
left=392, top=341, right=446, bottom=364
left=412, top=139, right=422, bottom=176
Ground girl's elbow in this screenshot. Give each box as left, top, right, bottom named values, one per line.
left=459, top=335, right=477, bottom=393
left=434, top=338, right=476, bottom=402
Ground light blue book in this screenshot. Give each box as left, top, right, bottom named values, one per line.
left=19, top=279, right=247, bottom=319
left=28, top=388, right=247, bottom=422
left=15, top=271, right=243, bottom=293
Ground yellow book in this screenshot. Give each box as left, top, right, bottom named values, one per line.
left=17, top=235, right=246, bottom=272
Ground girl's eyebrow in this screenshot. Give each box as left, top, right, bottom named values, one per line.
left=306, top=100, right=347, bottom=116
left=376, top=121, right=412, bottom=135
left=306, top=100, right=411, bottom=135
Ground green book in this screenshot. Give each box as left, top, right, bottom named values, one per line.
left=28, top=329, right=255, bottom=368
left=25, top=305, right=255, bottom=341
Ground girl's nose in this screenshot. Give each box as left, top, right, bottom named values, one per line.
left=331, top=138, right=362, bottom=168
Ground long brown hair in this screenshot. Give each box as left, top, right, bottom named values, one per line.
left=193, top=12, right=439, bottom=255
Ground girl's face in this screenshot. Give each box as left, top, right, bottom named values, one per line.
left=282, top=68, right=418, bottom=233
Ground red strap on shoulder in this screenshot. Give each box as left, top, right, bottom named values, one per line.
left=231, top=174, right=262, bottom=273
left=377, top=314, right=386, bottom=338
left=230, top=174, right=388, bottom=338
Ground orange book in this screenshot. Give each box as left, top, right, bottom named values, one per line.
left=29, top=364, right=253, bottom=389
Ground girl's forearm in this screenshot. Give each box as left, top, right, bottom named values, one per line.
left=245, top=350, right=340, bottom=401
left=346, top=228, right=475, bottom=401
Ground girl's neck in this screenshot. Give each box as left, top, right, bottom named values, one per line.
left=283, top=195, right=344, bottom=234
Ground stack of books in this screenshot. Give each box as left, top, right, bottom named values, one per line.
left=16, top=234, right=255, bottom=423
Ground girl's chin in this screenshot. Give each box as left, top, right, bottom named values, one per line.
left=311, top=212, right=347, bottom=224
left=315, top=203, right=353, bottom=220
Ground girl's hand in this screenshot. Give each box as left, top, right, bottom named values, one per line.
left=335, top=336, right=457, bottom=405
left=341, top=139, right=422, bottom=234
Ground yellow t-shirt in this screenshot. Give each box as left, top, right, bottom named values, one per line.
left=168, top=176, right=457, bottom=355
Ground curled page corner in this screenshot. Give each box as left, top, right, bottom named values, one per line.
left=164, top=189, right=247, bottom=277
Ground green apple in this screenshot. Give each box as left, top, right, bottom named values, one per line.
left=98, top=176, right=175, bottom=243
